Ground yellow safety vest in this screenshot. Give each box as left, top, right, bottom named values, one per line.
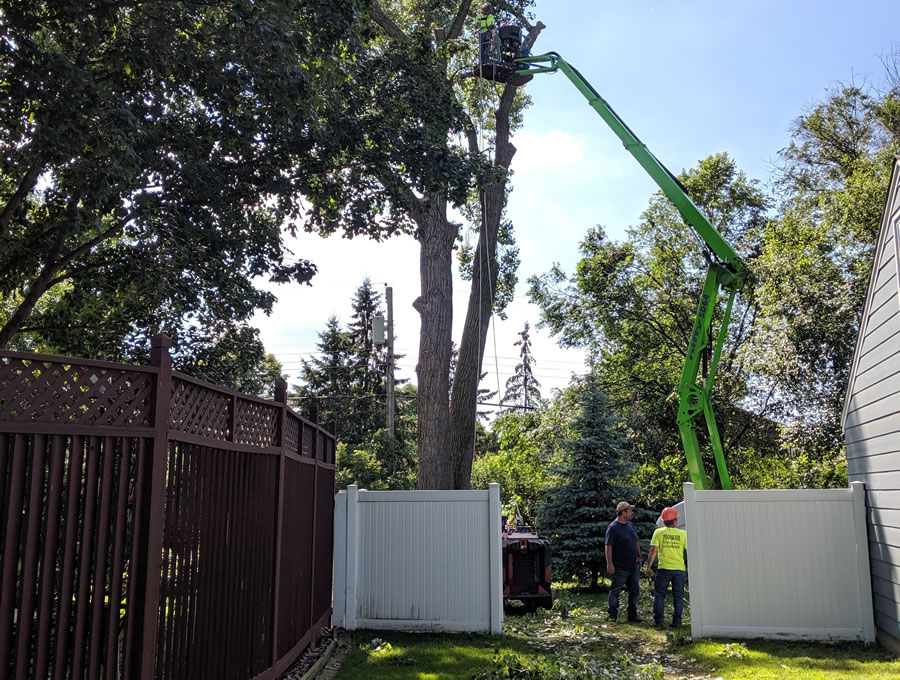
left=477, top=13, right=495, bottom=31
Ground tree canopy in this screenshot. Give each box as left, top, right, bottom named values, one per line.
left=0, top=0, right=369, bottom=379
left=296, top=0, right=540, bottom=489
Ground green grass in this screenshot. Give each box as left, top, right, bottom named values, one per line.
left=332, top=583, right=900, bottom=679
left=333, top=632, right=535, bottom=680
left=682, top=638, right=900, bottom=679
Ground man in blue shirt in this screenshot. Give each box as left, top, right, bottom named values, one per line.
left=604, top=501, right=643, bottom=622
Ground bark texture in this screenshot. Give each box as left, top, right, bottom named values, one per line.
left=448, top=23, right=545, bottom=489
left=413, top=194, right=457, bottom=489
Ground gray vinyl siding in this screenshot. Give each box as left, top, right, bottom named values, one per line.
left=844, top=158, right=900, bottom=649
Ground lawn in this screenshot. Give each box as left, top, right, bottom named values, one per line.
left=332, top=583, right=899, bottom=680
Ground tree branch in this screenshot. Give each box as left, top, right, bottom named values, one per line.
left=0, top=164, right=42, bottom=235
left=53, top=216, right=127, bottom=273
left=448, top=0, right=474, bottom=40
left=463, top=117, right=481, bottom=155
left=0, top=193, right=79, bottom=348
left=370, top=2, right=406, bottom=39
left=493, top=21, right=544, bottom=167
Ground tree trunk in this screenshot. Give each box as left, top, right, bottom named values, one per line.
left=413, top=193, right=457, bottom=489
left=447, top=77, right=523, bottom=488
left=448, top=186, right=504, bottom=489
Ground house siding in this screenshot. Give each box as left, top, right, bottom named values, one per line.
left=844, top=157, right=900, bottom=652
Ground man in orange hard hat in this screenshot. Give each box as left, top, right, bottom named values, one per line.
left=645, top=506, right=687, bottom=628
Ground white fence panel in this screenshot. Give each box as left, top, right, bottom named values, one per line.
left=333, top=484, right=502, bottom=633
left=685, top=481, right=875, bottom=641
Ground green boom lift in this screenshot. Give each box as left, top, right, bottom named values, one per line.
left=474, top=43, right=744, bottom=490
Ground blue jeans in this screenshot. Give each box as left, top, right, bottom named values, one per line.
left=480, top=31, right=494, bottom=63
left=653, top=569, right=686, bottom=625
left=608, top=567, right=640, bottom=619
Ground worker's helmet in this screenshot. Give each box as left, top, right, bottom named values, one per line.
left=481, top=3, right=492, bottom=13
left=661, top=507, right=678, bottom=521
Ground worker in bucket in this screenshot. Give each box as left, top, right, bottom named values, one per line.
left=605, top=501, right=643, bottom=622
left=476, top=3, right=496, bottom=65
left=645, top=506, right=688, bottom=628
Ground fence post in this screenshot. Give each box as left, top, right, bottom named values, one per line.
left=308, top=406, right=321, bottom=630
left=135, top=334, right=173, bottom=680
left=332, top=491, right=348, bottom=628
left=345, top=485, right=359, bottom=630
left=271, top=378, right=288, bottom=665
left=488, top=483, right=502, bottom=634
left=683, top=482, right=703, bottom=639
left=851, top=481, right=876, bottom=642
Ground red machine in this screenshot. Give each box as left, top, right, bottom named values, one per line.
left=502, top=523, right=552, bottom=611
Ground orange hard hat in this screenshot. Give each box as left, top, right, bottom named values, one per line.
left=661, top=507, right=678, bottom=521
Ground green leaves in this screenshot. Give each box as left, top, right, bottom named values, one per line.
left=747, top=81, right=899, bottom=460
left=0, top=0, right=370, bottom=357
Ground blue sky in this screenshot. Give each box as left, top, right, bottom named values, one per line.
left=255, top=0, right=899, bottom=404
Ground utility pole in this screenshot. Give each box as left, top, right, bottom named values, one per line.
left=385, top=286, right=395, bottom=436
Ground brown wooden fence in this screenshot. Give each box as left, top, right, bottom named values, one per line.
left=0, top=335, right=336, bottom=680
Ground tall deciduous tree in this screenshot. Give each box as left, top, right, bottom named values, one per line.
left=530, top=154, right=772, bottom=498
left=299, top=0, right=544, bottom=489
left=748, top=80, right=900, bottom=469
left=0, top=0, right=368, bottom=361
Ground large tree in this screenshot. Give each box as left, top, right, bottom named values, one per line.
left=0, top=0, right=368, bottom=363
left=530, top=154, right=773, bottom=497
left=747, top=80, right=900, bottom=468
left=298, top=0, right=543, bottom=488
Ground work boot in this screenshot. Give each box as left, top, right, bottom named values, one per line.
left=627, top=613, right=643, bottom=623
left=607, top=612, right=617, bottom=622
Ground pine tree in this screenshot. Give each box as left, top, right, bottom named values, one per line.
left=502, top=322, right=542, bottom=410
left=535, top=375, right=642, bottom=588
left=294, top=315, right=354, bottom=435
left=295, top=280, right=417, bottom=488
left=345, top=278, right=388, bottom=444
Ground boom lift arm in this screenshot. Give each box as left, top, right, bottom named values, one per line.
left=510, top=52, right=745, bottom=490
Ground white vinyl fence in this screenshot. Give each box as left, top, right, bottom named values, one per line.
left=685, top=481, right=876, bottom=641
left=333, top=484, right=503, bottom=633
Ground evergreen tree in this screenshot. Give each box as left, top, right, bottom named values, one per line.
left=345, top=279, right=388, bottom=445
left=294, top=315, right=354, bottom=432
left=295, top=281, right=418, bottom=489
left=535, top=375, right=648, bottom=589
left=502, top=322, right=542, bottom=410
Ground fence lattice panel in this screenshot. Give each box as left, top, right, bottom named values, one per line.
left=0, top=356, right=153, bottom=426
left=169, top=378, right=231, bottom=440
left=234, top=398, right=279, bottom=447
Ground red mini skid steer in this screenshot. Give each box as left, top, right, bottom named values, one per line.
left=502, top=522, right=552, bottom=611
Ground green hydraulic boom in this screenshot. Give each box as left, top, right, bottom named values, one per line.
left=499, top=51, right=745, bottom=490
